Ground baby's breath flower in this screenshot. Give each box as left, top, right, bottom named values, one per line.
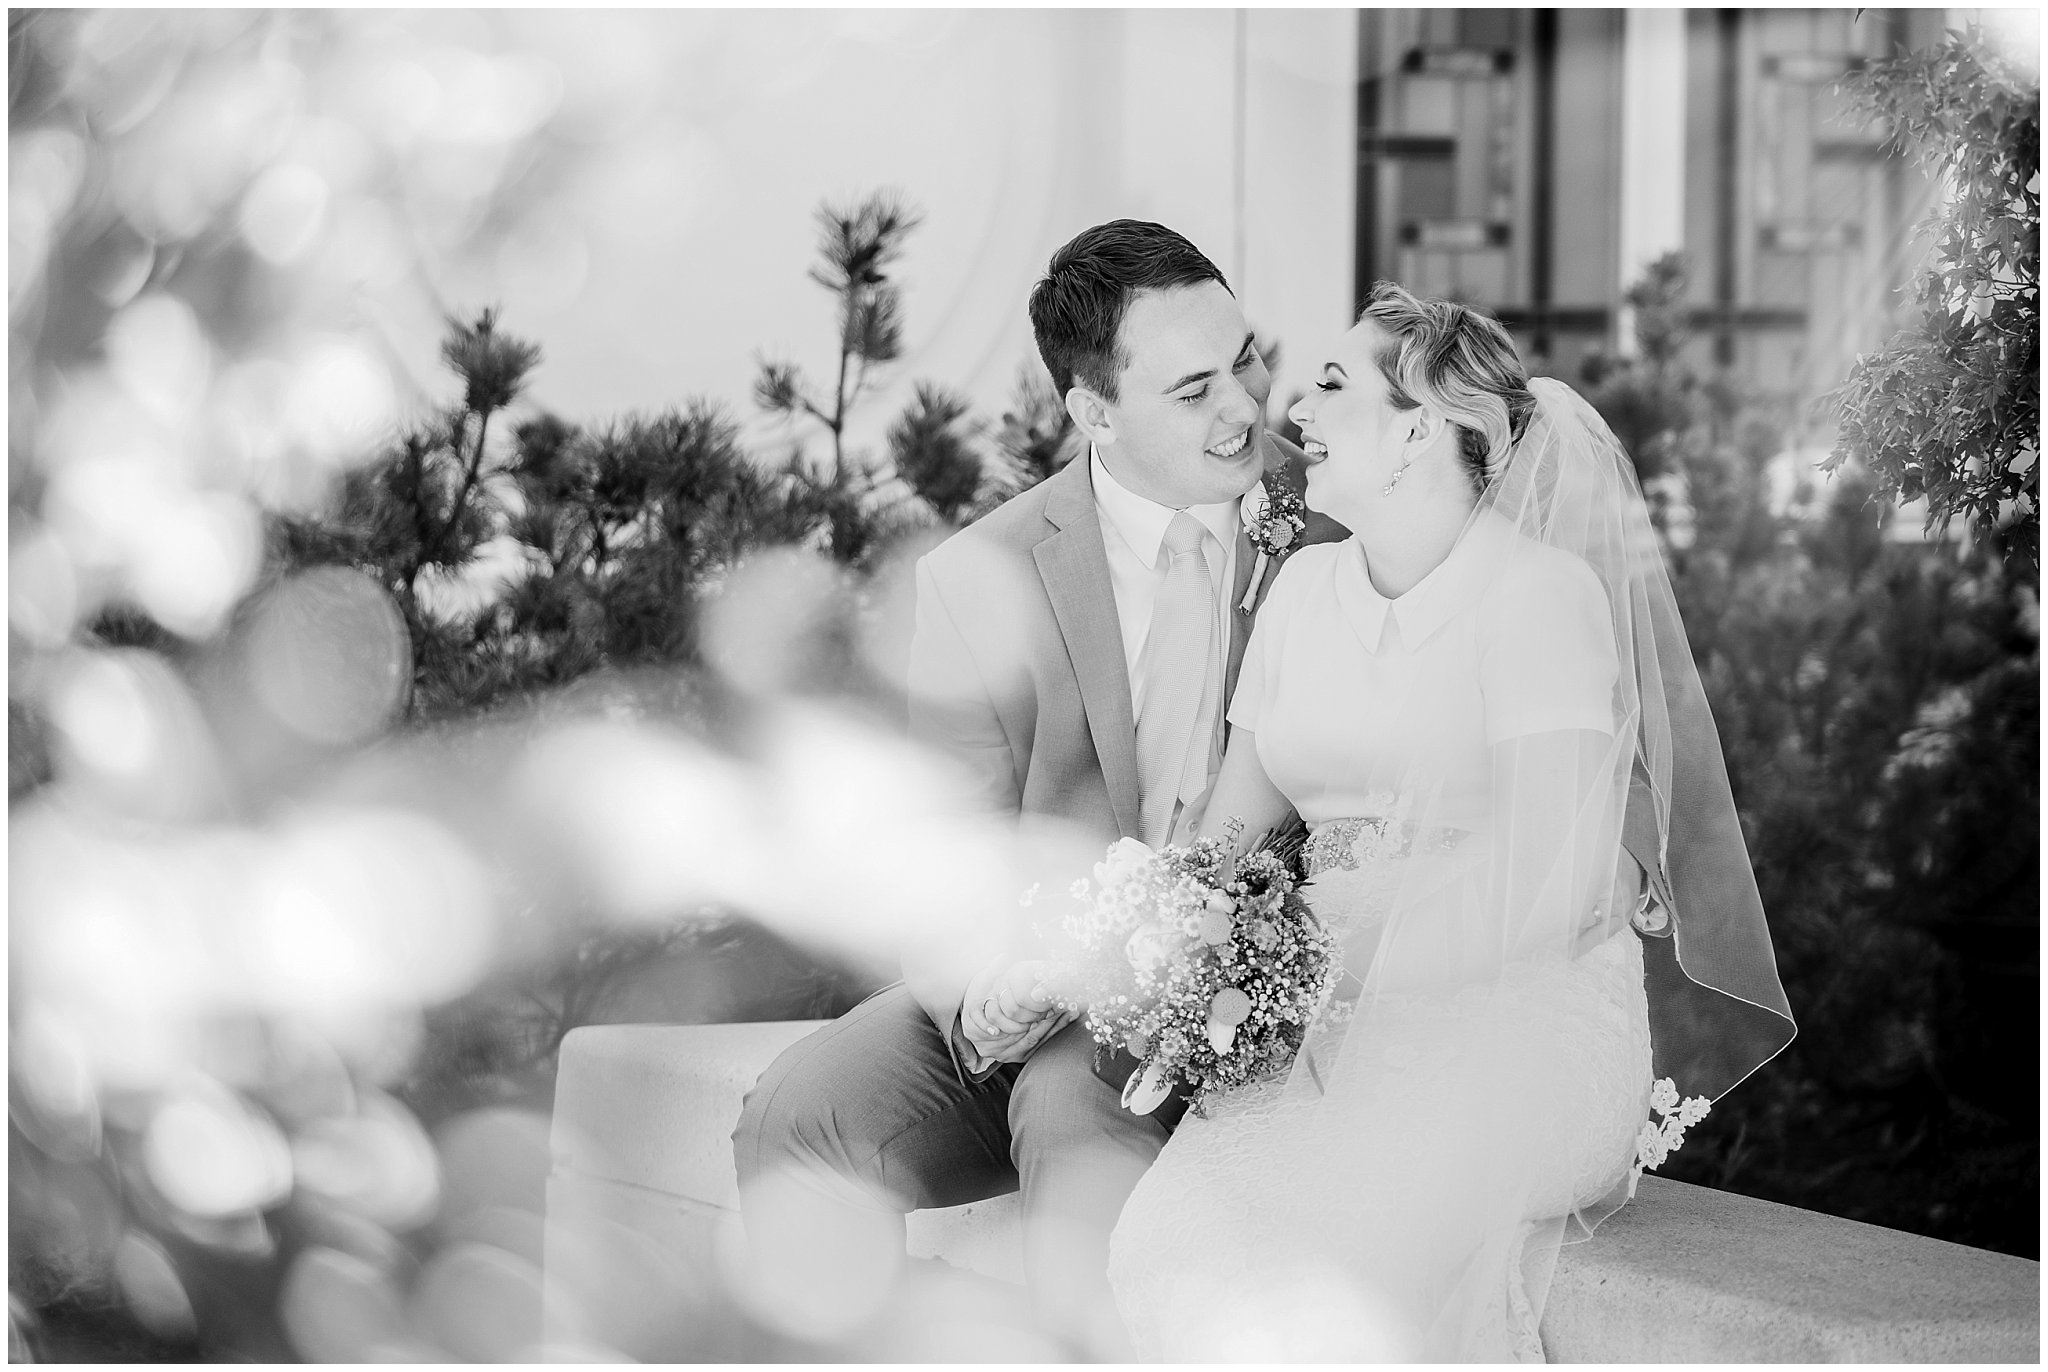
left=1039, top=831, right=1340, bottom=1113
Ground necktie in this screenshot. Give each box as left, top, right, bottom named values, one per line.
left=1136, top=512, right=1219, bottom=847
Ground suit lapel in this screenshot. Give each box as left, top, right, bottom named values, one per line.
left=1226, top=526, right=1258, bottom=700
left=1227, top=506, right=1347, bottom=697
left=1035, top=461, right=1142, bottom=839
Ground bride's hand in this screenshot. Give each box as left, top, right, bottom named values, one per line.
left=1606, top=852, right=1647, bottom=925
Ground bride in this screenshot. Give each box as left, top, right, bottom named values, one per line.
left=1106, top=284, right=1795, bottom=1361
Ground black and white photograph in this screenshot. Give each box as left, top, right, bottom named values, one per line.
left=7, top=6, right=2038, bottom=1363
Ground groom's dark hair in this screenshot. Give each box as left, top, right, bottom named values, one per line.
left=1029, top=220, right=1230, bottom=403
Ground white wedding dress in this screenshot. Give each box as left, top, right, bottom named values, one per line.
left=1108, top=527, right=1655, bottom=1362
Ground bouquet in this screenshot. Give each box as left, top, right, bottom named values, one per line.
left=1042, top=819, right=1342, bottom=1117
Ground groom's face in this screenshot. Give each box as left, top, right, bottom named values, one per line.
left=1081, top=281, right=1270, bottom=509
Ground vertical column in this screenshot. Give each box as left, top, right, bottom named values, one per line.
left=1714, top=8, right=1742, bottom=366
left=1233, top=8, right=1249, bottom=290
left=1530, top=9, right=1559, bottom=358
left=1240, top=8, right=1357, bottom=381
left=1354, top=12, right=1384, bottom=306
left=1617, top=7, right=1688, bottom=355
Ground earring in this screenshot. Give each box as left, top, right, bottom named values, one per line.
left=1382, top=460, right=1413, bottom=497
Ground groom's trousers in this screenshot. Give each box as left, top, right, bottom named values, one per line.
left=732, top=983, right=1172, bottom=1348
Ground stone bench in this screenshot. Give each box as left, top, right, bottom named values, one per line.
left=543, top=1021, right=2039, bottom=1362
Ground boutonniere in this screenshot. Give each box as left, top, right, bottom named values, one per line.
left=1238, top=475, right=1306, bottom=612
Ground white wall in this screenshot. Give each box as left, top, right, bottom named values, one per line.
left=393, top=10, right=1356, bottom=448
left=1241, top=9, right=1361, bottom=392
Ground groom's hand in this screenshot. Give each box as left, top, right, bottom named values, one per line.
left=960, top=960, right=1075, bottom=1065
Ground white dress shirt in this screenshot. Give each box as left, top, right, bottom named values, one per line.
left=1090, top=448, right=1239, bottom=838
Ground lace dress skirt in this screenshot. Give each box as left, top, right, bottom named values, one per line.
left=1107, top=826, right=1654, bottom=1362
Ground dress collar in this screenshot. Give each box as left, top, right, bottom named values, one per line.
left=1090, top=447, right=1239, bottom=565
left=1337, top=510, right=1516, bottom=652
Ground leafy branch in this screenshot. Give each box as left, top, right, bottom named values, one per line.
left=1824, top=23, right=2040, bottom=572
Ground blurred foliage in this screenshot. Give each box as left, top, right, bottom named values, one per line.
left=268, top=189, right=1059, bottom=726
left=1584, top=253, right=2039, bottom=1259
left=6, top=6, right=940, bottom=1355
left=273, top=316, right=816, bottom=719
left=979, top=361, right=1082, bottom=519
left=889, top=381, right=987, bottom=525
left=1579, top=255, right=1710, bottom=481
left=1826, top=23, right=2040, bottom=570
left=270, top=309, right=542, bottom=710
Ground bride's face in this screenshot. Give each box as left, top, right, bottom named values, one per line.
left=1288, top=321, right=1418, bottom=516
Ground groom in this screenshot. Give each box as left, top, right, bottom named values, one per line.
left=732, top=220, right=1342, bottom=1352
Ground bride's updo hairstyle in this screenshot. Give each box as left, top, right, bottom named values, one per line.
left=1358, top=281, right=1537, bottom=494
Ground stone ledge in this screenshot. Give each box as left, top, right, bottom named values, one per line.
left=551, top=1020, right=825, bottom=1211
left=549, top=1022, right=2040, bottom=1362
left=1540, top=1171, right=2038, bottom=1361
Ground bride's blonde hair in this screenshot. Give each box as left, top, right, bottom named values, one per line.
left=1358, top=282, right=1537, bottom=493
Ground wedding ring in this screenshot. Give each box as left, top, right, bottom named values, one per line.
left=981, top=996, right=999, bottom=1024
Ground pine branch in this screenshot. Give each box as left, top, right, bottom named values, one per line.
left=442, top=403, right=494, bottom=567
left=402, top=433, right=434, bottom=595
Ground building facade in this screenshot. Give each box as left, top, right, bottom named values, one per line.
left=1353, top=8, right=1947, bottom=403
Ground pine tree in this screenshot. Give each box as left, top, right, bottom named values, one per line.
left=753, top=190, right=987, bottom=564
left=492, top=399, right=794, bottom=679
left=273, top=311, right=811, bottom=716
left=273, top=309, right=543, bottom=714
left=753, top=192, right=921, bottom=564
